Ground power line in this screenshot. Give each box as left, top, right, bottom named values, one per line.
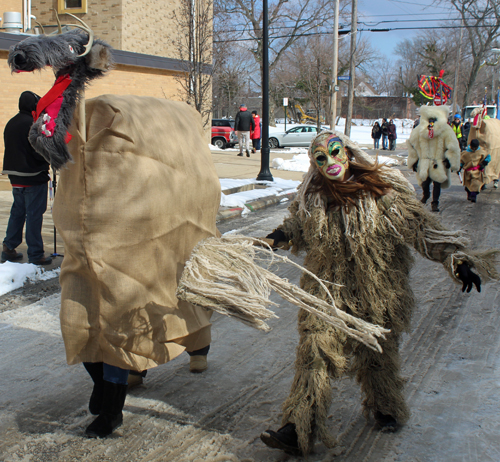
left=216, top=17, right=495, bottom=35
left=214, top=23, right=500, bottom=43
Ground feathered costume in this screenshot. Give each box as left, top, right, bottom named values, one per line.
left=272, top=131, right=497, bottom=454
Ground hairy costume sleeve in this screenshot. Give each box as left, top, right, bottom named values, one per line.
left=378, top=190, right=499, bottom=284
left=277, top=199, right=307, bottom=253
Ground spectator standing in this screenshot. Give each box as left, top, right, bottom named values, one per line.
left=234, top=104, right=255, bottom=157
left=371, top=122, right=382, bottom=149
left=1, top=91, right=52, bottom=265
left=451, top=114, right=465, bottom=150
left=462, top=117, right=471, bottom=146
left=381, top=118, right=389, bottom=150
left=250, top=110, right=261, bottom=153
left=388, top=119, right=397, bottom=151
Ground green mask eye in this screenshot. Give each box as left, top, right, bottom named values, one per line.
left=315, top=154, right=327, bottom=164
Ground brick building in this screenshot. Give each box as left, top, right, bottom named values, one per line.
left=0, top=0, right=210, bottom=160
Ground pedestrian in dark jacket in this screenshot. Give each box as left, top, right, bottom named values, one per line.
left=388, top=119, right=397, bottom=151
left=462, top=118, right=471, bottom=147
left=371, top=122, right=382, bottom=149
left=234, top=104, right=255, bottom=157
left=1, top=91, right=52, bottom=265
left=381, top=118, right=389, bottom=150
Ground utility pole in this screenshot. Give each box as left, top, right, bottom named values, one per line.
left=257, top=0, right=273, bottom=181
left=330, top=0, right=339, bottom=131
left=345, top=0, right=357, bottom=137
left=452, top=21, right=463, bottom=115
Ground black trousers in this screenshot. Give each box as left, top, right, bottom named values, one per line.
left=421, top=177, right=441, bottom=203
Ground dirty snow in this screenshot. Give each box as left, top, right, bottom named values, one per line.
left=0, top=261, right=60, bottom=296
left=219, top=177, right=300, bottom=212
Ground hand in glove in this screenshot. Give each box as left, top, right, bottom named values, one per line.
left=443, top=158, right=451, bottom=169
left=266, top=228, right=287, bottom=247
left=455, top=262, right=481, bottom=293
left=412, top=160, right=419, bottom=172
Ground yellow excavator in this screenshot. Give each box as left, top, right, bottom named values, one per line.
left=295, top=103, right=325, bottom=124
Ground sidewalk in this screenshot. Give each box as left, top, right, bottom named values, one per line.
left=0, top=148, right=306, bottom=270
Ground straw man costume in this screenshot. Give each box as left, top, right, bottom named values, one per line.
left=260, top=131, right=497, bottom=455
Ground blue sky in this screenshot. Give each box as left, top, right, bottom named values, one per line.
left=356, top=0, right=458, bottom=60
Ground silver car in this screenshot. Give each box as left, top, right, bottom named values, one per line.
left=269, top=125, right=322, bottom=148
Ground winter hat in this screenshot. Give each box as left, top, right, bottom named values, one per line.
left=470, top=139, right=479, bottom=149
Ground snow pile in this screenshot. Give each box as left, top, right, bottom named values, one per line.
left=0, top=262, right=60, bottom=296
left=219, top=177, right=300, bottom=214
left=272, top=153, right=310, bottom=171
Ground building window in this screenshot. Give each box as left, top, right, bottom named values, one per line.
left=58, top=0, right=88, bottom=14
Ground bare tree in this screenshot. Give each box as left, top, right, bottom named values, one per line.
left=215, top=0, right=344, bottom=96
left=443, top=0, right=500, bottom=106
left=172, top=0, right=214, bottom=127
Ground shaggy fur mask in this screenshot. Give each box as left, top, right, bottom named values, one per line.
left=406, top=105, right=461, bottom=188
left=8, top=29, right=113, bottom=169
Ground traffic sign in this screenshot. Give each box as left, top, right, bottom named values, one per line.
left=433, top=94, right=447, bottom=105
left=337, top=76, right=350, bottom=81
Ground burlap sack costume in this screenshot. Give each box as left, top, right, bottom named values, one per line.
left=53, top=95, right=220, bottom=371
left=467, top=110, right=500, bottom=185
left=460, top=148, right=489, bottom=192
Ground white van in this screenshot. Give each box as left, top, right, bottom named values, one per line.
left=462, top=105, right=497, bottom=120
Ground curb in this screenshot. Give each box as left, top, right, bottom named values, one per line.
left=216, top=191, right=296, bottom=222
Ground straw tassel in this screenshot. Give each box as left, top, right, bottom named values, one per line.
left=176, top=235, right=390, bottom=353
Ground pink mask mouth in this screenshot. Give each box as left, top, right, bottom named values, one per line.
left=326, top=164, right=342, bottom=176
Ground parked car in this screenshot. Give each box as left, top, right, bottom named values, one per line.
left=211, top=118, right=238, bottom=149
left=268, top=125, right=323, bottom=148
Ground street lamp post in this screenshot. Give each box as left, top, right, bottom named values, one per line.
left=257, top=0, right=273, bottom=181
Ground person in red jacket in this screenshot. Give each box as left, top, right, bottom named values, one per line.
left=250, top=110, right=261, bottom=153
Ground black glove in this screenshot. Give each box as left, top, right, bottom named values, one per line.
left=480, top=160, right=489, bottom=171
left=412, top=160, right=418, bottom=172
left=443, top=158, right=451, bottom=169
left=455, top=262, right=481, bottom=293
left=266, top=228, right=287, bottom=247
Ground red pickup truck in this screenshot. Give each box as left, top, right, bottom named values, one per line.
left=211, top=119, right=238, bottom=149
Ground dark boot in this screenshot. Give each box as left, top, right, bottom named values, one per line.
left=260, top=423, right=301, bottom=455
left=1, top=243, right=23, bottom=262
left=84, top=362, right=104, bottom=415
left=420, top=195, right=430, bottom=205
left=470, top=192, right=477, bottom=203
left=375, top=411, right=399, bottom=432
left=431, top=201, right=439, bottom=212
left=85, top=381, right=127, bottom=438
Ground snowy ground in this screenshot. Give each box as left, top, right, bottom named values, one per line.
left=1, top=171, right=500, bottom=462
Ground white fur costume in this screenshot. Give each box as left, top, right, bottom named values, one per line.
left=407, top=105, right=461, bottom=188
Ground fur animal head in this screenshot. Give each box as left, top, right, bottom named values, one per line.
left=418, top=105, right=450, bottom=139
left=8, top=15, right=113, bottom=169
left=470, top=107, right=486, bottom=129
